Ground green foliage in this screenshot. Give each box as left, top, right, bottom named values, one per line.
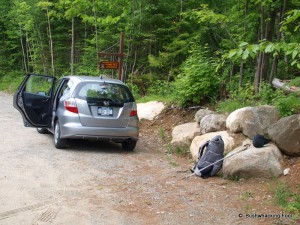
left=224, top=41, right=300, bottom=70
left=258, top=82, right=285, bottom=105
left=288, top=77, right=300, bottom=86
left=148, top=80, right=173, bottom=96
left=0, top=71, right=24, bottom=93
left=273, top=182, right=300, bottom=214
left=126, top=82, right=141, bottom=99
left=216, top=99, right=250, bottom=113
left=281, top=9, right=300, bottom=33
left=274, top=94, right=300, bottom=117
left=217, top=82, right=257, bottom=113
left=173, top=49, right=220, bottom=107
left=217, top=81, right=300, bottom=116
left=232, top=82, right=256, bottom=102
left=0, top=0, right=299, bottom=114
left=168, top=143, right=190, bottom=157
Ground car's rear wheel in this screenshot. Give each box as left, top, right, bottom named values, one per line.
left=37, top=128, right=48, bottom=134
left=54, top=120, right=66, bottom=149
left=122, top=140, right=137, bottom=151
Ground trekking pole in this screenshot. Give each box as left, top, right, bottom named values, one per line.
left=183, top=144, right=250, bottom=179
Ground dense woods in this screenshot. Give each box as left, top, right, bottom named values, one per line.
left=0, top=0, right=299, bottom=106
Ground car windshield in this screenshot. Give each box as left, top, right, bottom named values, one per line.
left=75, top=82, right=134, bottom=103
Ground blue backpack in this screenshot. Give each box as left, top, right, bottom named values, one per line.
left=191, top=135, right=224, bottom=178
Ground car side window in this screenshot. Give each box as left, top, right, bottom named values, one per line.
left=24, top=75, right=53, bottom=97
left=54, top=79, right=72, bottom=100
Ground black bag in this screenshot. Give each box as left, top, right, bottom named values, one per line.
left=253, top=134, right=271, bottom=148
left=191, top=135, right=224, bottom=178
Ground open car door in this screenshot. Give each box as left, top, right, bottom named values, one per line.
left=13, top=74, right=56, bottom=128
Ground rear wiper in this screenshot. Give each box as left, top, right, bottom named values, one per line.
left=86, top=97, right=124, bottom=107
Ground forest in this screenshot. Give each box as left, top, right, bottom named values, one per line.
left=0, top=0, right=299, bottom=112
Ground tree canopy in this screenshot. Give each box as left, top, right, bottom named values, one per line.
left=0, top=0, right=299, bottom=105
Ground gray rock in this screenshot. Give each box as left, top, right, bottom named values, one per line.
left=226, top=106, right=280, bottom=138
left=190, top=131, right=248, bottom=161
left=171, top=122, right=199, bottom=147
left=194, top=109, right=214, bottom=124
left=268, top=114, right=300, bottom=156
left=223, top=144, right=283, bottom=179
left=200, top=114, right=227, bottom=134
left=137, top=101, right=165, bottom=120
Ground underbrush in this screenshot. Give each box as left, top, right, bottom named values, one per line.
left=136, top=81, right=300, bottom=118
left=216, top=82, right=300, bottom=117
left=0, top=72, right=24, bottom=93
left=135, top=94, right=174, bottom=104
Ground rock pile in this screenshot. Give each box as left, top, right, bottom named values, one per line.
left=171, top=105, right=300, bottom=179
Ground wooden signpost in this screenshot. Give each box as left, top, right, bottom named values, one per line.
left=98, top=32, right=124, bottom=81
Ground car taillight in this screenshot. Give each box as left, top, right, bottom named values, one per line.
left=130, top=110, right=137, bottom=117
left=64, top=98, right=78, bottom=114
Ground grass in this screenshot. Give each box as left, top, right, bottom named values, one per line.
left=135, top=94, right=174, bottom=104
left=167, top=143, right=190, bottom=157
left=216, top=99, right=254, bottom=113
left=159, top=127, right=165, bottom=140
left=0, top=74, right=24, bottom=93
left=271, top=182, right=300, bottom=214
left=240, top=191, right=254, bottom=201
left=166, top=154, right=180, bottom=167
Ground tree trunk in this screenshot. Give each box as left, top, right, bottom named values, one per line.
left=269, top=0, right=287, bottom=83
left=25, top=31, right=32, bottom=72
left=254, top=2, right=278, bottom=94
left=46, top=6, right=55, bottom=76
left=93, top=0, right=98, bottom=53
left=20, top=28, right=28, bottom=73
left=239, top=60, right=244, bottom=88
left=254, top=4, right=264, bottom=94
left=254, top=52, right=262, bottom=94
left=70, top=17, right=75, bottom=75
left=36, top=25, right=47, bottom=74
left=269, top=56, right=278, bottom=83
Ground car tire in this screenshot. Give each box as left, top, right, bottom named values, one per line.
left=122, top=140, right=137, bottom=151
left=37, top=128, right=48, bottom=134
left=54, top=120, right=66, bottom=149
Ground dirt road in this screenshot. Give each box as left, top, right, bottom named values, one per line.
left=0, top=93, right=293, bottom=225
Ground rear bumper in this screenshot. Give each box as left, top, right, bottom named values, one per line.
left=60, top=121, right=139, bottom=141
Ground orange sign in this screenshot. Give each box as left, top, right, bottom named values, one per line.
left=99, top=61, right=119, bottom=69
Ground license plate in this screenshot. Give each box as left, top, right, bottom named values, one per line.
left=98, top=107, right=113, bottom=116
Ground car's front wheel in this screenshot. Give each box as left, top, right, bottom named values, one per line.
left=122, top=140, right=137, bottom=151
left=54, top=120, right=66, bottom=149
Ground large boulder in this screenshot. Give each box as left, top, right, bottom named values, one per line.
left=226, top=106, right=280, bottom=139
left=268, top=114, right=300, bottom=156
left=137, top=101, right=165, bottom=120
left=223, top=144, right=283, bottom=179
left=200, top=114, right=227, bottom=134
left=194, top=109, right=214, bottom=124
left=171, top=122, right=199, bottom=147
left=190, top=131, right=248, bottom=161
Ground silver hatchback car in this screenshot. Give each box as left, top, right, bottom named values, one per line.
left=13, top=74, right=139, bottom=150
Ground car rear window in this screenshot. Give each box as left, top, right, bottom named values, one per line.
left=75, top=82, right=135, bottom=103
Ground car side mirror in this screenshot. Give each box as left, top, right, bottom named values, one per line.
left=38, top=91, right=46, bottom=96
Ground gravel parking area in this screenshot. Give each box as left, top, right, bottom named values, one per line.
left=0, top=92, right=294, bottom=225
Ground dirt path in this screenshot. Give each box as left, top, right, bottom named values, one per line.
left=0, top=93, right=296, bottom=225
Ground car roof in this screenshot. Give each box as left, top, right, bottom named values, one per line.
left=63, top=75, right=125, bottom=85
